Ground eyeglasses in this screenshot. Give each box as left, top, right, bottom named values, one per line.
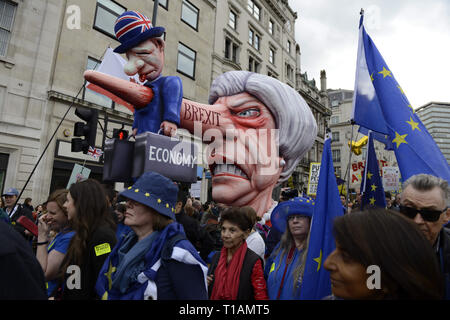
left=399, top=205, right=447, bottom=222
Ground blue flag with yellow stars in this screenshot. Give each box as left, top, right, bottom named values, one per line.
left=360, top=132, right=387, bottom=209
left=299, top=133, right=343, bottom=300
left=351, top=13, right=450, bottom=182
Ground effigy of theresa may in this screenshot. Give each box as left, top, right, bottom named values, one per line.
left=85, top=10, right=317, bottom=222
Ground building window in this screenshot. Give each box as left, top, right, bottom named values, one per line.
left=247, top=0, right=260, bottom=20
left=332, top=132, right=340, bottom=142
left=331, top=116, right=339, bottom=124
left=84, top=57, right=114, bottom=108
left=153, top=0, right=168, bottom=9
left=93, top=0, right=126, bottom=38
left=248, top=56, right=260, bottom=73
left=177, top=42, right=196, bottom=79
left=0, top=0, right=16, bottom=57
left=334, top=166, right=341, bottom=178
left=332, top=149, right=341, bottom=163
left=248, top=28, right=260, bottom=51
left=269, top=19, right=274, bottom=35
left=228, top=10, right=236, bottom=30
left=0, top=152, right=8, bottom=195
left=269, top=48, right=275, bottom=64
left=286, top=63, right=293, bottom=81
left=225, top=37, right=239, bottom=63
left=181, top=0, right=199, bottom=30
left=285, top=20, right=292, bottom=32
left=286, top=40, right=291, bottom=54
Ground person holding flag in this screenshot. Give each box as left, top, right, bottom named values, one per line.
left=359, top=131, right=387, bottom=209
left=351, top=10, right=450, bottom=182
left=265, top=197, right=314, bottom=299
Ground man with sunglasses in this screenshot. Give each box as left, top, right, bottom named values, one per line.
left=399, top=174, right=450, bottom=298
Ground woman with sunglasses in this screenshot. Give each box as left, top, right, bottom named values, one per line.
left=324, top=208, right=443, bottom=299
left=264, top=197, right=314, bottom=299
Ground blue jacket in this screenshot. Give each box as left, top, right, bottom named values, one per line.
left=133, top=76, right=183, bottom=134
left=96, top=222, right=208, bottom=300
left=265, top=243, right=304, bottom=300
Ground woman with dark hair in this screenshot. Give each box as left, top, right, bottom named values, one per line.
left=264, top=197, right=314, bottom=299
left=207, top=207, right=268, bottom=300
left=324, top=208, right=444, bottom=299
left=58, top=179, right=117, bottom=300
left=23, top=197, right=34, bottom=212
left=36, top=189, right=74, bottom=297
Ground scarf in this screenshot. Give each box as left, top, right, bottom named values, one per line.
left=111, top=230, right=160, bottom=294
left=96, top=222, right=187, bottom=300
left=210, top=241, right=248, bottom=300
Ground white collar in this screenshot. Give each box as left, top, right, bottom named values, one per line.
left=260, top=201, right=278, bottom=225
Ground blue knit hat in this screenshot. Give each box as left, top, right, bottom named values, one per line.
left=114, top=10, right=165, bottom=54
left=118, top=171, right=178, bottom=220
left=270, top=197, right=315, bottom=233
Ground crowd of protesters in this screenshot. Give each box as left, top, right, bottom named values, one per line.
left=0, top=172, right=449, bottom=300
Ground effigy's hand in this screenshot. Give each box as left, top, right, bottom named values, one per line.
left=160, top=121, right=177, bottom=137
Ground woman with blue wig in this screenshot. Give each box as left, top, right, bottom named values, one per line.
left=264, top=197, right=314, bottom=299
left=96, top=171, right=208, bottom=300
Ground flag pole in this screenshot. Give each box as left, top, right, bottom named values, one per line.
left=345, top=120, right=355, bottom=209
left=152, top=0, right=160, bottom=25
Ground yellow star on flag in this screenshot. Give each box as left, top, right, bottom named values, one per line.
left=407, top=104, right=415, bottom=114
left=314, top=250, right=323, bottom=272
left=370, top=73, right=374, bottom=81
left=397, top=85, right=404, bottom=94
left=406, top=117, right=421, bottom=131
left=104, top=261, right=116, bottom=290
left=378, top=67, right=392, bottom=78
left=367, top=171, right=373, bottom=180
left=392, top=132, right=408, bottom=149
left=369, top=197, right=376, bottom=205
left=371, top=184, right=377, bottom=191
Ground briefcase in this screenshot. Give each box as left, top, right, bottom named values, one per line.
left=103, top=137, right=134, bottom=183
left=132, top=131, right=198, bottom=183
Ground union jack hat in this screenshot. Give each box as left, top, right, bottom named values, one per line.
left=114, top=10, right=165, bottom=53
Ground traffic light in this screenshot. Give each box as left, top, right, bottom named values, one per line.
left=112, top=128, right=129, bottom=140
left=71, top=107, right=98, bottom=154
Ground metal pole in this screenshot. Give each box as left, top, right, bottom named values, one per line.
left=346, top=121, right=355, bottom=209
left=152, top=0, right=159, bottom=25
left=13, top=47, right=109, bottom=207
left=13, top=84, right=85, bottom=208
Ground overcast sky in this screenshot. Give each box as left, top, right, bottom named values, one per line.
left=288, top=0, right=450, bottom=108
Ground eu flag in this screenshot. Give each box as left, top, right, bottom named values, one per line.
left=351, top=14, right=450, bottom=182
left=360, top=132, right=387, bottom=209
left=300, top=134, right=343, bottom=299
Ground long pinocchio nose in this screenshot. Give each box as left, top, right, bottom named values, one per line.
left=84, top=70, right=226, bottom=137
